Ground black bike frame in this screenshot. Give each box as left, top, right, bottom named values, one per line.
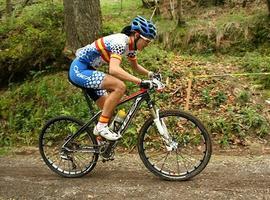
left=117, top=89, right=155, bottom=135
left=62, top=88, right=157, bottom=148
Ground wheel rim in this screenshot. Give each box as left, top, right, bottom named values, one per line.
left=41, top=118, right=97, bottom=176
left=142, top=114, right=210, bottom=178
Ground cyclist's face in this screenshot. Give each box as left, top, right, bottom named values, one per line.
left=137, top=36, right=151, bottom=51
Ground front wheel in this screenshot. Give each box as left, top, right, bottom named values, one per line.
left=138, top=110, right=212, bottom=181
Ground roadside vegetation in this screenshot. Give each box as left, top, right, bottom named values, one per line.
left=0, top=0, right=269, bottom=151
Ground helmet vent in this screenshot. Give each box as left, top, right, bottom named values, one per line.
left=141, top=26, right=147, bottom=33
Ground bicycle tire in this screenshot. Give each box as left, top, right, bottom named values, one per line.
left=39, top=116, right=99, bottom=178
left=138, top=109, right=212, bottom=181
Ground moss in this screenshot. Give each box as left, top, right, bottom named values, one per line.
left=0, top=1, right=65, bottom=85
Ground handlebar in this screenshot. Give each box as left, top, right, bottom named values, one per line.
left=139, top=73, right=165, bottom=92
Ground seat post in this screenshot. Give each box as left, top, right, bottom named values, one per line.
left=82, top=89, right=94, bottom=116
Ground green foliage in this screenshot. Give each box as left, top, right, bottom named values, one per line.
left=0, top=0, right=269, bottom=150
left=120, top=125, right=138, bottom=148
left=251, top=15, right=270, bottom=46
left=0, top=1, right=65, bottom=84
left=200, top=89, right=228, bottom=108
left=201, top=89, right=211, bottom=104
left=0, top=72, right=94, bottom=147
left=137, top=44, right=174, bottom=73
left=213, top=91, right=227, bottom=107
left=101, top=0, right=150, bottom=35
left=203, top=105, right=270, bottom=146
left=159, top=7, right=270, bottom=55
left=236, top=90, right=250, bottom=104
left=238, top=52, right=270, bottom=88
left=0, top=147, right=12, bottom=156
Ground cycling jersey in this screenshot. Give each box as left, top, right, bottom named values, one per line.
left=75, top=33, right=137, bottom=68
left=69, top=33, right=137, bottom=101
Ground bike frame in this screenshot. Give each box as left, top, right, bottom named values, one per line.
left=62, top=88, right=159, bottom=149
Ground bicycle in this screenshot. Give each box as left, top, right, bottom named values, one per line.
left=39, top=75, right=212, bottom=181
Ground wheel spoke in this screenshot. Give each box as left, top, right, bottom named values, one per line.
left=160, top=152, right=170, bottom=171
left=175, top=150, right=180, bottom=175
left=176, top=149, right=190, bottom=173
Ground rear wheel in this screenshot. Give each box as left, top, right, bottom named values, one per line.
left=138, top=110, right=212, bottom=181
left=39, top=116, right=99, bottom=178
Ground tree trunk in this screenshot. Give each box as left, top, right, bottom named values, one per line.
left=242, top=0, right=247, bottom=8
left=63, top=0, right=102, bottom=54
left=142, top=0, right=156, bottom=8
left=177, top=0, right=185, bottom=27
left=159, top=0, right=177, bottom=19
left=169, top=0, right=175, bottom=19
left=154, top=0, right=161, bottom=16
left=267, top=0, right=270, bottom=16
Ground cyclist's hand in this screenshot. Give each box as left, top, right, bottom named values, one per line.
left=140, top=80, right=153, bottom=89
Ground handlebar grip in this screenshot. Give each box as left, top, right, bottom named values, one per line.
left=140, top=81, right=152, bottom=89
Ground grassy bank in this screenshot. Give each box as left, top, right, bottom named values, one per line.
left=0, top=0, right=269, bottom=149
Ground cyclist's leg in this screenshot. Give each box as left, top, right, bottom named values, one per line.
left=95, top=96, right=107, bottom=109
left=69, top=59, right=125, bottom=112
left=99, top=74, right=126, bottom=117
left=92, top=75, right=125, bottom=140
left=84, top=88, right=108, bottom=109
left=69, top=59, right=109, bottom=111
left=84, top=75, right=125, bottom=114
left=69, top=59, right=124, bottom=140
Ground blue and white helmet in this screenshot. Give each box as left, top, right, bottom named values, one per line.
left=131, top=16, right=157, bottom=40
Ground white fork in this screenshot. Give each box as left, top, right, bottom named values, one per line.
left=153, top=109, right=176, bottom=151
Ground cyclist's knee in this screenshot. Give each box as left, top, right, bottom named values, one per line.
left=101, top=75, right=126, bottom=94
left=115, top=81, right=126, bottom=95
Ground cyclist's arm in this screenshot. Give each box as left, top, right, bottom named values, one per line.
left=129, top=59, right=150, bottom=77
left=109, top=57, right=141, bottom=84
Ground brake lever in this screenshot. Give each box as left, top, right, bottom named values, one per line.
left=152, top=79, right=165, bottom=92
left=153, top=73, right=162, bottom=81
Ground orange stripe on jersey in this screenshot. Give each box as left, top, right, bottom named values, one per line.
left=95, top=38, right=110, bottom=63
left=111, top=54, right=122, bottom=61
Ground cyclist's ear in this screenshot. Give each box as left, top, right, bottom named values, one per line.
left=134, top=32, right=140, bottom=39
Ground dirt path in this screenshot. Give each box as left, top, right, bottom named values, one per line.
left=0, top=148, right=269, bottom=200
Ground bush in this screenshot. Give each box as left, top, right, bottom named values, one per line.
left=0, top=72, right=94, bottom=147
left=203, top=105, right=270, bottom=146
left=239, top=52, right=270, bottom=88
left=158, top=8, right=270, bottom=55
left=0, top=1, right=65, bottom=85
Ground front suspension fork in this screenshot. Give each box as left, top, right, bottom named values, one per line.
left=150, top=108, right=174, bottom=151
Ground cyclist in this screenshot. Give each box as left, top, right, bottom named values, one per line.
left=69, top=16, right=157, bottom=141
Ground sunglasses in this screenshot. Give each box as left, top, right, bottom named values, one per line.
left=139, top=35, right=152, bottom=44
